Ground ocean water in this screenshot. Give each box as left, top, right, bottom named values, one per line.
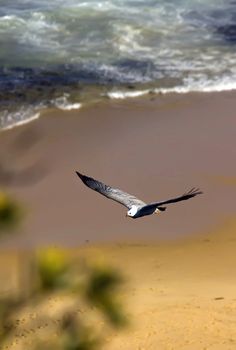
left=0, top=0, right=236, bottom=128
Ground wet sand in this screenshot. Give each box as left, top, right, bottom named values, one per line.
left=0, top=91, right=235, bottom=247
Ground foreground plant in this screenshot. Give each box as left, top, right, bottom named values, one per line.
left=0, top=189, right=127, bottom=349
left=0, top=247, right=126, bottom=350
left=0, top=191, right=22, bottom=231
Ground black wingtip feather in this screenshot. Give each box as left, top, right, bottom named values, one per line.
left=76, top=171, right=95, bottom=188
left=76, top=171, right=84, bottom=179
left=186, top=188, right=203, bottom=196
left=76, top=171, right=87, bottom=184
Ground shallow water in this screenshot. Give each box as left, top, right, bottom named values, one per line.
left=0, top=0, right=236, bottom=128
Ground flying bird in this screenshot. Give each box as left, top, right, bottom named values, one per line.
left=76, top=171, right=202, bottom=219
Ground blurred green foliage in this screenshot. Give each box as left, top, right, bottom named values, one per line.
left=37, top=248, right=70, bottom=291
left=0, top=191, right=22, bottom=231
left=61, top=312, right=100, bottom=350
left=0, top=193, right=127, bottom=349
left=85, top=266, right=126, bottom=327
left=0, top=247, right=126, bottom=349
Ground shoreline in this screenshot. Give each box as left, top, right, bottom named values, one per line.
left=1, top=88, right=236, bottom=132
left=0, top=91, right=235, bottom=248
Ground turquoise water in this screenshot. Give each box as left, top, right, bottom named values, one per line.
left=0, top=0, right=236, bottom=128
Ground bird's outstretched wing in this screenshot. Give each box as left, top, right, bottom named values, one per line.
left=76, top=171, right=146, bottom=209
left=144, top=188, right=202, bottom=211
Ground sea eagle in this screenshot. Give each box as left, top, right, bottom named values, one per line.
left=76, top=171, right=202, bottom=219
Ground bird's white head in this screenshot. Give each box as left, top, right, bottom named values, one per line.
left=126, top=206, right=138, bottom=218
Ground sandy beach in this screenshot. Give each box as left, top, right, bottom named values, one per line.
left=0, top=91, right=236, bottom=349
left=1, top=1, right=236, bottom=347
left=0, top=91, right=235, bottom=247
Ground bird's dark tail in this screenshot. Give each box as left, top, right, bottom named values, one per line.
left=158, top=206, right=166, bottom=211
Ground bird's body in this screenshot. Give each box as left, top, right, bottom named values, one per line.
left=76, top=171, right=202, bottom=219
left=129, top=205, right=164, bottom=218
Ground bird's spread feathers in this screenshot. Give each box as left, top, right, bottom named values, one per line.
left=144, top=188, right=202, bottom=212
left=76, top=172, right=146, bottom=209
left=76, top=171, right=202, bottom=219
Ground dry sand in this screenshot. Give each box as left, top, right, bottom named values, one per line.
left=0, top=91, right=235, bottom=247
left=1, top=218, right=236, bottom=349
left=102, top=219, right=236, bottom=350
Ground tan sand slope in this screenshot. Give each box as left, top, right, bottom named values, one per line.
left=102, top=218, right=236, bottom=350
left=1, top=218, right=236, bottom=350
